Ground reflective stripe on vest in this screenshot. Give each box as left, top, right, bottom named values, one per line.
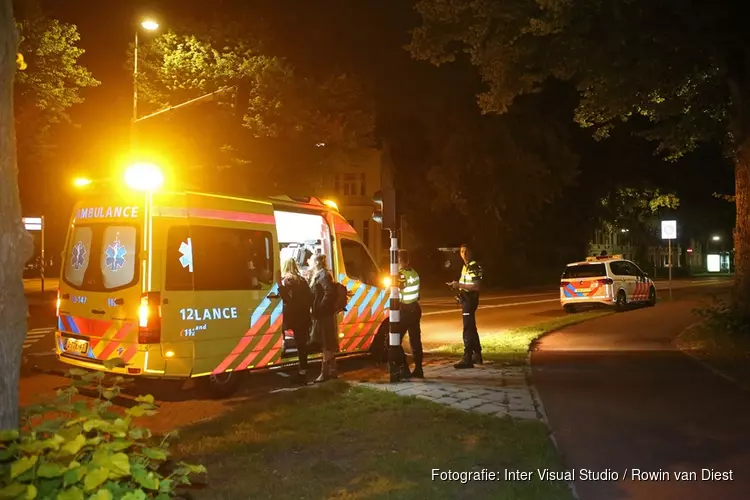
left=459, top=261, right=481, bottom=285
left=399, top=268, right=420, bottom=304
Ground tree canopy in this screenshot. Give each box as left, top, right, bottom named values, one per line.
left=133, top=29, right=376, bottom=195
left=408, top=0, right=750, bottom=308
left=15, top=14, right=99, bottom=164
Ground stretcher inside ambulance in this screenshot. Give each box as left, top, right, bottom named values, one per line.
left=55, top=183, right=389, bottom=397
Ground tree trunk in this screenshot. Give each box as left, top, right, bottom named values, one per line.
left=734, top=140, right=750, bottom=316
left=0, top=0, right=34, bottom=431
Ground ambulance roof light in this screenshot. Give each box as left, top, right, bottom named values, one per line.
left=73, top=177, right=92, bottom=188
left=124, top=162, right=163, bottom=192
left=322, top=199, right=339, bottom=211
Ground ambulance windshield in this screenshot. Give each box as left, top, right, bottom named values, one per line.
left=63, top=223, right=140, bottom=292
left=274, top=210, right=332, bottom=280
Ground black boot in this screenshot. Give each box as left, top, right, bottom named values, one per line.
left=472, top=352, right=483, bottom=365
left=454, top=356, right=474, bottom=369
left=412, top=353, right=424, bottom=378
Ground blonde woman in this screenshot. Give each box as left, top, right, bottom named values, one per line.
left=279, top=258, right=313, bottom=384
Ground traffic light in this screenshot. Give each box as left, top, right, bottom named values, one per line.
left=372, top=188, right=397, bottom=229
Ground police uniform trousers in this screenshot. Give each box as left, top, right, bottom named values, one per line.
left=461, top=295, right=481, bottom=360
left=400, top=302, right=423, bottom=366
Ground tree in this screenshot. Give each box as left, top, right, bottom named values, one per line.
left=408, top=0, right=750, bottom=313
left=0, top=0, right=33, bottom=431
left=133, top=30, right=375, bottom=195
left=14, top=11, right=99, bottom=165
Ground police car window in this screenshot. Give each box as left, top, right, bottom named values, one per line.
left=165, top=225, right=274, bottom=291
left=625, top=261, right=643, bottom=276
left=562, top=263, right=606, bottom=279
left=610, top=262, right=632, bottom=276
left=341, top=238, right=379, bottom=286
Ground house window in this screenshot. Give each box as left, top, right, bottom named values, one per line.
left=342, top=174, right=357, bottom=196
left=336, top=172, right=365, bottom=197
left=334, top=174, right=340, bottom=194
left=363, top=220, right=370, bottom=247
left=360, top=173, right=366, bottom=195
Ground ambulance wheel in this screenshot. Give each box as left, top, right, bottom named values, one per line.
left=563, top=304, right=577, bottom=314
left=202, top=371, right=242, bottom=399
left=369, top=322, right=389, bottom=364
left=615, top=290, right=627, bottom=311
left=647, top=286, right=657, bottom=306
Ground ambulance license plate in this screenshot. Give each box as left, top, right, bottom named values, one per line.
left=65, top=338, right=89, bottom=355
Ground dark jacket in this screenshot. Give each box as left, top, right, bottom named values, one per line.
left=310, top=269, right=337, bottom=318
left=279, top=274, right=312, bottom=331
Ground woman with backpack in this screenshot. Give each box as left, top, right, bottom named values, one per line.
left=308, top=253, right=339, bottom=382
left=279, top=258, right=314, bottom=385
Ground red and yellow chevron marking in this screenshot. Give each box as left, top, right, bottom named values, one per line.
left=59, top=314, right=138, bottom=362
left=586, top=281, right=602, bottom=297
left=339, top=285, right=388, bottom=352
left=633, top=281, right=651, bottom=301
left=211, top=314, right=285, bottom=375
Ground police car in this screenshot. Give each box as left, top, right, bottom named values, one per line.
left=560, top=254, right=656, bottom=313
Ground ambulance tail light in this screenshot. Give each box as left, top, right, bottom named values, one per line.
left=138, top=292, right=162, bottom=344
left=56, top=289, right=61, bottom=317
left=599, top=278, right=614, bottom=285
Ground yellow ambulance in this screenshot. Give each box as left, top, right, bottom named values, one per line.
left=55, top=163, right=390, bottom=396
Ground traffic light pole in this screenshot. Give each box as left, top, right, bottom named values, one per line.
left=387, top=228, right=405, bottom=382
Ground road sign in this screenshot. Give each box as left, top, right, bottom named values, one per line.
left=661, top=220, right=677, bottom=240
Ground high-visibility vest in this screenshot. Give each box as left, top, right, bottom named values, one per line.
left=399, top=267, right=420, bottom=304
left=459, top=261, right=483, bottom=289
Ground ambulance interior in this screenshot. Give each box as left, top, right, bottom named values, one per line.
left=274, top=210, right=334, bottom=358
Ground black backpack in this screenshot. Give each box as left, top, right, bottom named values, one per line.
left=333, top=282, right=349, bottom=313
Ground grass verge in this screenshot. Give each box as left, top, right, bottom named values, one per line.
left=173, top=380, right=574, bottom=499
left=430, top=310, right=613, bottom=365
left=675, top=321, right=750, bottom=389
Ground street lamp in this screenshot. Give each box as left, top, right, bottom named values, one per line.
left=133, top=19, right=160, bottom=123
left=712, top=235, right=721, bottom=241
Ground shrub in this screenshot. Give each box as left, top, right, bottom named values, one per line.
left=694, top=297, right=750, bottom=336
left=0, top=365, right=206, bottom=500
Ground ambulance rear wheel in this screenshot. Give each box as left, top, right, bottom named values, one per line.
left=647, top=287, right=656, bottom=306
left=202, top=371, right=242, bottom=399
left=615, top=290, right=627, bottom=311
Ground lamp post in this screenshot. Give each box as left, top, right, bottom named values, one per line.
left=133, top=19, right=160, bottom=124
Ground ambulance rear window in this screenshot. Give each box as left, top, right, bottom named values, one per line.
left=63, top=223, right=139, bottom=292
left=562, top=263, right=606, bottom=279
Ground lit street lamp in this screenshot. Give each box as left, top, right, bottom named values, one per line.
left=712, top=235, right=721, bottom=241
left=133, top=19, right=160, bottom=124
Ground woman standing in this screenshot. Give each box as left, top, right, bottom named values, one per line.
left=279, top=258, right=313, bottom=384
left=308, top=254, right=339, bottom=382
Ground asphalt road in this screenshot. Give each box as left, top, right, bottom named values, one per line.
left=531, top=284, right=749, bottom=499
left=20, top=276, right=732, bottom=377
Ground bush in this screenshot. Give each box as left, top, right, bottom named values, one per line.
left=0, top=365, right=206, bottom=500
left=694, top=297, right=750, bottom=336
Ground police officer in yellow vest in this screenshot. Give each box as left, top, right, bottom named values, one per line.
left=398, top=249, right=424, bottom=378
left=448, top=243, right=483, bottom=369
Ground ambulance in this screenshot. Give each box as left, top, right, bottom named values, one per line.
left=559, top=254, right=656, bottom=313
left=55, top=163, right=391, bottom=397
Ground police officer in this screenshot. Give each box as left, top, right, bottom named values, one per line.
left=397, top=249, right=424, bottom=378
left=448, top=243, right=483, bottom=369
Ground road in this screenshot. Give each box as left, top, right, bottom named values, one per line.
left=531, top=284, right=749, bottom=499
left=20, top=276, right=732, bottom=377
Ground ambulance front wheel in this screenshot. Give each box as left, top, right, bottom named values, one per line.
left=201, top=371, right=243, bottom=399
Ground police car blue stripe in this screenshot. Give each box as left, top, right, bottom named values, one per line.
left=358, top=286, right=377, bottom=316
left=66, top=315, right=80, bottom=334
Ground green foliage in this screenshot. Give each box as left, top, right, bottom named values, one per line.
left=694, top=298, right=750, bottom=336
left=407, top=0, right=732, bottom=159
left=600, top=188, right=679, bottom=226
left=0, top=367, right=205, bottom=500
left=14, top=15, right=99, bottom=161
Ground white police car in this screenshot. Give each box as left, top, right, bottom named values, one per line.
left=560, top=254, right=656, bottom=313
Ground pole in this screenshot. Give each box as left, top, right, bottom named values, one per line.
left=132, top=30, right=138, bottom=124
left=668, top=238, right=672, bottom=300
left=40, top=216, right=45, bottom=293
left=388, top=228, right=405, bottom=382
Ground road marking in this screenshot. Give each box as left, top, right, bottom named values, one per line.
left=23, top=328, right=54, bottom=349
left=422, top=298, right=560, bottom=316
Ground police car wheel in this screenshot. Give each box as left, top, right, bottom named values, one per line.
left=647, top=287, right=656, bottom=306
left=615, top=290, right=627, bottom=311
left=563, top=304, right=577, bottom=314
